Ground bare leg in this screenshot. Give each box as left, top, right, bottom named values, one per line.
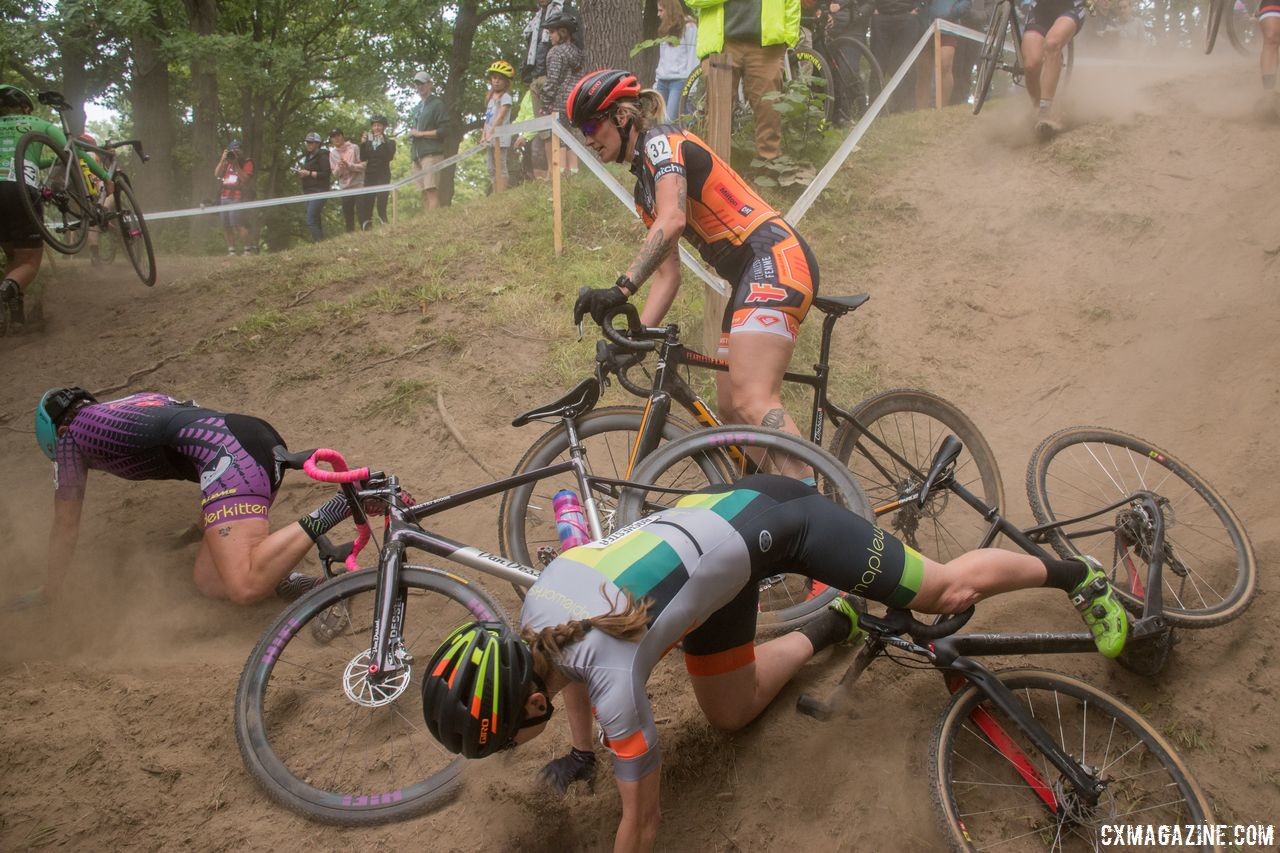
left=908, top=548, right=1050, bottom=613
left=1022, top=31, right=1046, bottom=104
left=192, top=518, right=315, bottom=604
left=1038, top=16, right=1079, bottom=105
left=689, top=631, right=816, bottom=731
left=1262, top=17, right=1280, bottom=81
left=3, top=245, right=43, bottom=289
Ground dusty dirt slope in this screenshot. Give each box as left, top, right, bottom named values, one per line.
left=2, top=57, right=1278, bottom=851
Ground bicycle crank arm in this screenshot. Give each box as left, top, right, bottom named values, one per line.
left=796, top=639, right=880, bottom=721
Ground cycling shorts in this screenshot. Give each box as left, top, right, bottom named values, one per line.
left=0, top=182, right=42, bottom=248
left=681, top=475, right=924, bottom=673
left=716, top=219, right=819, bottom=355
left=1025, top=0, right=1089, bottom=36
left=196, top=414, right=285, bottom=527
left=1260, top=1, right=1280, bottom=19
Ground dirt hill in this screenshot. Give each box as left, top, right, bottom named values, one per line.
left=1, top=56, right=1277, bottom=851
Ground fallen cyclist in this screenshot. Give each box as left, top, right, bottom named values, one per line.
left=10, top=388, right=372, bottom=610
left=420, top=474, right=1128, bottom=852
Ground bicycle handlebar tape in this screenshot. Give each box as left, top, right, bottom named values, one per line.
left=302, top=448, right=370, bottom=484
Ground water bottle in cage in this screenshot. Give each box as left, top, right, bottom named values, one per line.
left=552, top=489, right=591, bottom=550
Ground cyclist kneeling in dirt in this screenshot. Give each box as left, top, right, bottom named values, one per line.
left=0, top=85, right=112, bottom=325
left=1021, top=0, right=1087, bottom=136
left=421, top=475, right=1128, bottom=852
left=16, top=388, right=366, bottom=610
left=567, top=71, right=819, bottom=471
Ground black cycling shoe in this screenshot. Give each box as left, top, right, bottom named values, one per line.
left=1, top=280, right=25, bottom=324
left=275, top=572, right=322, bottom=601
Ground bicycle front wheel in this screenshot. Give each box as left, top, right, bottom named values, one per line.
left=829, top=36, right=885, bottom=124
left=235, top=566, right=508, bottom=825
left=832, top=389, right=1005, bottom=563
left=1205, top=0, right=1226, bottom=53
left=498, top=406, right=698, bottom=589
left=931, top=668, right=1214, bottom=852
left=1026, top=426, right=1255, bottom=627
left=678, top=64, right=706, bottom=130
left=973, top=1, right=1012, bottom=115
left=1225, top=0, right=1260, bottom=55
left=790, top=48, right=836, bottom=124
left=113, top=174, right=156, bottom=286
left=617, top=426, right=871, bottom=635
left=14, top=131, right=91, bottom=254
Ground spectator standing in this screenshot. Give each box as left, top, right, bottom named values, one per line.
left=916, top=0, right=969, bottom=109
left=294, top=131, right=331, bottom=243
left=654, top=0, right=699, bottom=123
left=686, top=0, right=800, bottom=165
left=869, top=0, right=924, bottom=113
left=522, top=0, right=565, bottom=179
left=328, top=128, right=365, bottom=233
left=407, top=71, right=448, bottom=210
left=214, top=139, right=256, bottom=255
left=482, top=61, right=517, bottom=194
left=542, top=11, right=584, bottom=174
left=358, top=114, right=396, bottom=229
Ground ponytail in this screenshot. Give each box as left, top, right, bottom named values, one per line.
left=521, top=586, right=651, bottom=678
left=615, top=90, right=668, bottom=132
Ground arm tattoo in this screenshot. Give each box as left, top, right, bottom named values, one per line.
left=760, top=408, right=787, bottom=430
left=626, top=226, right=678, bottom=287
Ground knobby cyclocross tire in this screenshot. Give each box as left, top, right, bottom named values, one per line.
left=831, top=389, right=1005, bottom=564
left=790, top=48, right=836, bottom=124
left=113, top=174, right=157, bottom=286
left=617, top=425, right=871, bottom=635
left=930, top=668, right=1214, bottom=852
left=1026, top=426, right=1255, bottom=628
left=828, top=36, right=885, bottom=123
left=1205, top=0, right=1226, bottom=53
left=235, top=566, right=507, bottom=825
left=497, top=405, right=698, bottom=595
left=14, top=131, right=91, bottom=254
left=1225, top=0, right=1260, bottom=56
left=973, top=0, right=1012, bottom=115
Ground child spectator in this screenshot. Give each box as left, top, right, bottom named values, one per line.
left=482, top=61, right=517, bottom=194
left=542, top=11, right=584, bottom=174
left=654, top=0, right=698, bottom=123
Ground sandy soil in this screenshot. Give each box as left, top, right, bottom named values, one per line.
left=1, top=56, right=1277, bottom=851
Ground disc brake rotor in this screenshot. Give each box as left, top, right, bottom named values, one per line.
left=343, top=650, right=411, bottom=708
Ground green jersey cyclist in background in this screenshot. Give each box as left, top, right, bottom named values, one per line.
left=0, top=84, right=111, bottom=325
left=421, top=474, right=1129, bottom=853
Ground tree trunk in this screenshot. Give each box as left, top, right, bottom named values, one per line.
left=129, top=11, right=177, bottom=210
left=580, top=0, right=645, bottom=71
left=184, top=0, right=220, bottom=240
left=439, top=0, right=485, bottom=207
left=56, top=21, right=91, bottom=137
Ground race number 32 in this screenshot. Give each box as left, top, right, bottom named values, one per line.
left=646, top=137, right=673, bottom=166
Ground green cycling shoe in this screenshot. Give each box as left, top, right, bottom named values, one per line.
left=828, top=594, right=867, bottom=646
left=1069, top=556, right=1129, bottom=659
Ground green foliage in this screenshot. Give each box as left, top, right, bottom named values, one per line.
left=747, top=77, right=832, bottom=188
left=629, top=36, right=680, bottom=58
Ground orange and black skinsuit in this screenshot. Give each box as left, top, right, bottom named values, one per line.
left=630, top=124, right=818, bottom=350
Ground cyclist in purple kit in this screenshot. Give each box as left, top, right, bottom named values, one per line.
left=14, top=388, right=370, bottom=610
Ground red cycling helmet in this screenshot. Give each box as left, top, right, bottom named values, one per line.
left=565, top=69, right=641, bottom=129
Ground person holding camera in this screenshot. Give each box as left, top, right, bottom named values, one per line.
left=214, top=140, right=256, bottom=255
left=293, top=131, right=331, bottom=242
left=358, top=115, right=396, bottom=229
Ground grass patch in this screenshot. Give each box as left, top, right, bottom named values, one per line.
left=363, top=379, right=434, bottom=424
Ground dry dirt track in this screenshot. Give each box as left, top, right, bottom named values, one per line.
left=2, top=58, right=1278, bottom=851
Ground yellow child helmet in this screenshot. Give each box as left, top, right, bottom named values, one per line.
left=487, top=60, right=516, bottom=80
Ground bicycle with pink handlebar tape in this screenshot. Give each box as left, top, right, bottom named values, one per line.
left=237, top=428, right=870, bottom=826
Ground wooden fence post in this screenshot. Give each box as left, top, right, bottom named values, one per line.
left=702, top=52, right=733, bottom=355
left=934, top=21, right=944, bottom=110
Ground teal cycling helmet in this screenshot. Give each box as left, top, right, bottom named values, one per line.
left=36, top=387, right=96, bottom=460
left=0, top=84, right=35, bottom=112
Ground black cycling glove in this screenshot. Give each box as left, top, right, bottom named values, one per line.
left=573, top=284, right=629, bottom=327
left=537, top=747, right=597, bottom=796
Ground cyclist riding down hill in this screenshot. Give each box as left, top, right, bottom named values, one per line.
left=567, top=71, right=818, bottom=455
left=10, top=388, right=369, bottom=611
left=0, top=85, right=111, bottom=325
left=1021, top=0, right=1089, bottom=137
left=421, top=475, right=1129, bottom=852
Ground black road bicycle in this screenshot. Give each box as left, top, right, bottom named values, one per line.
left=500, top=296, right=1006, bottom=611
left=796, top=435, right=1226, bottom=850
left=972, top=0, right=1077, bottom=115
left=15, top=91, right=156, bottom=286
left=1205, top=0, right=1261, bottom=55
left=236, top=429, right=870, bottom=824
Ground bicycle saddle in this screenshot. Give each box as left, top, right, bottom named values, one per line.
left=812, top=293, right=870, bottom=316
left=37, top=91, right=73, bottom=112
left=511, top=377, right=601, bottom=427
left=272, top=445, right=320, bottom=472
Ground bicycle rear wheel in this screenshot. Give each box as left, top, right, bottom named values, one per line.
left=1225, top=0, right=1260, bottom=55
left=235, top=566, right=507, bottom=825
left=14, top=131, right=91, bottom=254
left=831, top=389, right=1005, bottom=563
left=973, top=1, right=1012, bottom=115
left=498, top=406, right=697, bottom=588
left=829, top=36, right=885, bottom=124
left=1205, top=0, right=1226, bottom=53
left=931, top=668, right=1214, bottom=852
left=113, top=174, right=156, bottom=286
left=617, top=426, right=871, bottom=635
left=1026, top=426, right=1255, bottom=628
